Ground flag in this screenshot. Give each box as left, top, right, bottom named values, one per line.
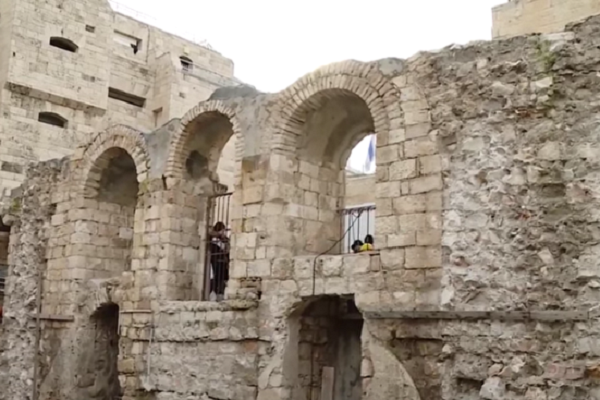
left=363, top=135, right=376, bottom=173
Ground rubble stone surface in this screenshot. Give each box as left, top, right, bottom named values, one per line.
left=4, top=11, right=600, bottom=400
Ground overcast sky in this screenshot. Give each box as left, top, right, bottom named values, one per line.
left=109, top=0, right=507, bottom=169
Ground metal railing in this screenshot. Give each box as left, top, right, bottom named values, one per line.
left=203, top=193, right=232, bottom=301
left=108, top=1, right=215, bottom=50
left=341, top=205, right=376, bottom=254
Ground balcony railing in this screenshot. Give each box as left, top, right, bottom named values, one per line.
left=341, top=204, right=376, bottom=254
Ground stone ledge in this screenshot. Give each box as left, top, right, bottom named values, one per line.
left=362, top=309, right=593, bottom=321
left=157, top=299, right=258, bottom=314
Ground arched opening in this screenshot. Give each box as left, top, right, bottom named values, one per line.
left=84, top=147, right=138, bottom=277
left=79, top=303, right=121, bottom=398
left=180, top=111, right=235, bottom=300
left=284, top=295, right=363, bottom=400
left=38, top=112, right=68, bottom=128
left=180, top=56, right=193, bottom=73
left=290, top=89, right=376, bottom=255
left=183, top=111, right=234, bottom=184
left=49, top=37, right=78, bottom=53
left=343, top=134, right=376, bottom=253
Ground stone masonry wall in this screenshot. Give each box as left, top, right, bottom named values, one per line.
left=0, top=158, right=65, bottom=400
left=0, top=0, right=237, bottom=200
left=493, top=0, right=600, bottom=39
left=119, top=301, right=261, bottom=400
left=8, top=13, right=600, bottom=400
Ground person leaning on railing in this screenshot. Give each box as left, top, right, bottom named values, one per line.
left=359, top=234, right=374, bottom=252
left=208, top=222, right=230, bottom=301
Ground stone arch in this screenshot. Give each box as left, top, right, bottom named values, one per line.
left=264, top=61, right=400, bottom=255
left=277, top=295, right=365, bottom=400
left=165, top=100, right=243, bottom=181
left=77, top=125, right=149, bottom=199
left=71, top=125, right=149, bottom=279
left=271, top=59, right=399, bottom=161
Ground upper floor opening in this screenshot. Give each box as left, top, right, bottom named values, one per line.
left=38, top=112, right=68, bottom=129
left=180, top=56, right=193, bottom=73
left=49, top=37, right=78, bottom=53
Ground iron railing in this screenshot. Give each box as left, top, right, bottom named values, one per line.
left=203, top=193, right=232, bottom=301
left=0, top=265, right=6, bottom=297
left=341, top=205, right=376, bottom=254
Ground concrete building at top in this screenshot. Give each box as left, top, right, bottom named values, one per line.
left=492, top=0, right=600, bottom=38
left=0, top=0, right=239, bottom=197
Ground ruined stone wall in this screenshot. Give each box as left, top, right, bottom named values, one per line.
left=8, top=13, right=600, bottom=400
left=120, top=301, right=261, bottom=399
left=492, top=0, right=600, bottom=38
left=0, top=158, right=65, bottom=400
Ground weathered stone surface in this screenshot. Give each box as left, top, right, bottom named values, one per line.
left=5, top=10, right=600, bottom=400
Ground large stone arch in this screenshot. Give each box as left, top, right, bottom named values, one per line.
left=165, top=100, right=243, bottom=180
left=76, top=125, right=149, bottom=198
left=270, top=59, right=400, bottom=160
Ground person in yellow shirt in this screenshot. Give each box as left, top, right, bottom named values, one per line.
left=359, top=234, right=374, bottom=252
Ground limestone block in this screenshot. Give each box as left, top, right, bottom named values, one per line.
left=247, top=260, right=272, bottom=278
left=480, top=377, right=505, bottom=400
left=342, top=254, right=370, bottom=275
left=320, top=255, right=342, bottom=277
left=388, top=232, right=416, bottom=247
left=404, top=138, right=438, bottom=158
left=405, top=246, right=442, bottom=269
left=376, top=144, right=401, bottom=165
left=389, top=128, right=406, bottom=144
left=376, top=181, right=401, bottom=198
left=408, top=175, right=442, bottom=194
left=389, top=159, right=417, bottom=181
left=380, top=249, right=405, bottom=270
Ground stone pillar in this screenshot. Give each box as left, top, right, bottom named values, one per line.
left=374, top=70, right=443, bottom=309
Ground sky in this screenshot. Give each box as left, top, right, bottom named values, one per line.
left=109, top=0, right=507, bottom=170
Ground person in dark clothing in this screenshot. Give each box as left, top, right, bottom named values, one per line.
left=352, top=240, right=364, bottom=254
left=209, top=221, right=230, bottom=300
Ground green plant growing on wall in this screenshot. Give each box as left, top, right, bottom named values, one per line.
left=9, top=198, right=21, bottom=214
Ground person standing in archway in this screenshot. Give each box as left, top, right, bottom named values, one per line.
left=208, top=221, right=230, bottom=301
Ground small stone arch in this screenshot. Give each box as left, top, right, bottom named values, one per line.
left=77, top=125, right=149, bottom=198
left=270, top=59, right=400, bottom=159
left=165, top=100, right=243, bottom=180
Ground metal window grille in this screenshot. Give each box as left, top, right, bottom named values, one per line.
left=341, top=205, right=376, bottom=254
left=203, top=193, right=232, bottom=301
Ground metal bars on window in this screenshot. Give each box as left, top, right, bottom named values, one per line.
left=203, top=193, right=232, bottom=301
left=341, top=205, right=376, bottom=254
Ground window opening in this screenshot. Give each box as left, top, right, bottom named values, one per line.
left=49, top=37, right=78, bottom=53
left=113, top=31, right=142, bottom=55
left=108, top=88, right=146, bottom=108
left=180, top=56, right=193, bottom=73
left=38, top=112, right=68, bottom=128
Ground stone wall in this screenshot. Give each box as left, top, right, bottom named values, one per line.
left=120, top=301, right=261, bottom=400
left=6, top=14, right=600, bottom=400
left=492, top=0, right=600, bottom=38
left=0, top=0, right=237, bottom=200
left=0, top=158, right=65, bottom=400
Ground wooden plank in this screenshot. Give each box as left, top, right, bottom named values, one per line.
left=320, top=366, right=334, bottom=400
left=29, top=314, right=74, bottom=322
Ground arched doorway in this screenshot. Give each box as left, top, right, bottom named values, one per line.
left=286, top=295, right=364, bottom=400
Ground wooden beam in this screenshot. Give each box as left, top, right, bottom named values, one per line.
left=29, top=314, right=74, bottom=322
left=320, top=366, right=334, bottom=400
